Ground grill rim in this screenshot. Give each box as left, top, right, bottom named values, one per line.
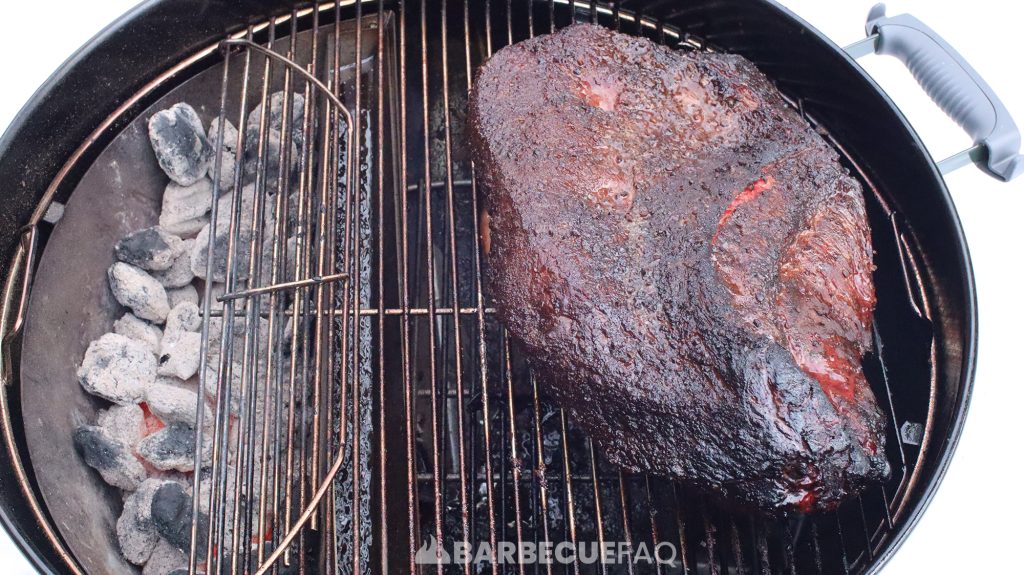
left=0, top=1, right=978, bottom=574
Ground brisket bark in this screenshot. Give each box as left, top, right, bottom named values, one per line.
left=469, top=24, right=890, bottom=512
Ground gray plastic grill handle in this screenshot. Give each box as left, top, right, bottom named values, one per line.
left=862, top=3, right=1023, bottom=181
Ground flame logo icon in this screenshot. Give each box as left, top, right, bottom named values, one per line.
left=415, top=535, right=451, bottom=564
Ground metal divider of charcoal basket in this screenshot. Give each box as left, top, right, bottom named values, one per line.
left=294, top=7, right=322, bottom=567
left=265, top=12, right=308, bottom=572
left=199, top=23, right=271, bottom=575
left=323, top=5, right=340, bottom=570
left=241, top=21, right=290, bottom=571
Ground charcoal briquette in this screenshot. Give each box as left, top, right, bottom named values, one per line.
left=157, top=330, right=201, bottom=380
left=97, top=403, right=146, bottom=449
left=148, top=103, right=212, bottom=186
left=109, top=262, right=171, bottom=323
left=165, top=302, right=201, bottom=333
left=78, top=333, right=156, bottom=404
left=142, top=538, right=187, bottom=575
left=151, top=239, right=196, bottom=288
left=145, top=379, right=209, bottom=426
left=73, top=425, right=147, bottom=491
left=207, top=117, right=239, bottom=193
left=159, top=178, right=213, bottom=237
left=113, top=312, right=163, bottom=355
left=137, top=421, right=208, bottom=472
left=115, top=227, right=185, bottom=271
left=166, top=284, right=199, bottom=309
left=151, top=481, right=208, bottom=557
left=117, top=479, right=167, bottom=565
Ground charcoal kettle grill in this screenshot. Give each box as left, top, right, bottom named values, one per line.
left=0, top=1, right=1019, bottom=574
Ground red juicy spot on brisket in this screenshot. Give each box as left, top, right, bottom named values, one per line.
left=714, top=176, right=775, bottom=244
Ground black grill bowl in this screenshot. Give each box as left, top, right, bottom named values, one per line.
left=0, top=1, right=975, bottom=574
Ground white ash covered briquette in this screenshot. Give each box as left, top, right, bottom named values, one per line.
left=165, top=301, right=201, bottom=333
left=242, top=126, right=300, bottom=190
left=109, top=262, right=171, bottom=323
left=155, top=374, right=198, bottom=392
left=209, top=117, right=239, bottom=156
left=192, top=185, right=302, bottom=287
left=166, top=284, right=199, bottom=309
left=148, top=103, right=212, bottom=187
left=114, top=227, right=185, bottom=271
left=247, top=91, right=306, bottom=148
left=202, top=350, right=273, bottom=420
left=196, top=476, right=214, bottom=515
left=213, top=182, right=258, bottom=227
left=224, top=421, right=274, bottom=490
left=97, top=403, right=145, bottom=449
left=145, top=379, right=210, bottom=426
left=207, top=117, right=239, bottom=193
left=151, top=239, right=196, bottom=289
left=113, top=312, right=163, bottom=356
left=142, top=538, right=187, bottom=575
left=189, top=214, right=253, bottom=283
left=195, top=469, right=239, bottom=517
left=263, top=185, right=302, bottom=230
left=202, top=362, right=244, bottom=414
left=159, top=178, right=212, bottom=237
left=202, top=282, right=226, bottom=305
left=116, top=479, right=167, bottom=565
left=204, top=314, right=270, bottom=363
left=137, top=421, right=211, bottom=473
left=78, top=333, right=156, bottom=405
left=258, top=234, right=298, bottom=288
left=151, top=481, right=208, bottom=556
left=244, top=91, right=307, bottom=194
left=157, top=330, right=201, bottom=380
left=72, top=425, right=147, bottom=491
left=201, top=353, right=273, bottom=418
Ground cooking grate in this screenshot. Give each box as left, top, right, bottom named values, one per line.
left=190, top=9, right=370, bottom=575
left=156, top=1, right=939, bottom=574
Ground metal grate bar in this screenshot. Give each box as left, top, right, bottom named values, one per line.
left=374, top=2, right=389, bottom=574
left=347, top=1, right=366, bottom=572
left=558, top=409, right=581, bottom=575
left=414, top=3, right=446, bottom=574
left=672, top=484, right=691, bottom=575
left=437, top=2, right=474, bottom=574
left=396, top=0, right=419, bottom=571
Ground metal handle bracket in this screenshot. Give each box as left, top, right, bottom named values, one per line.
left=844, top=3, right=1023, bottom=181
